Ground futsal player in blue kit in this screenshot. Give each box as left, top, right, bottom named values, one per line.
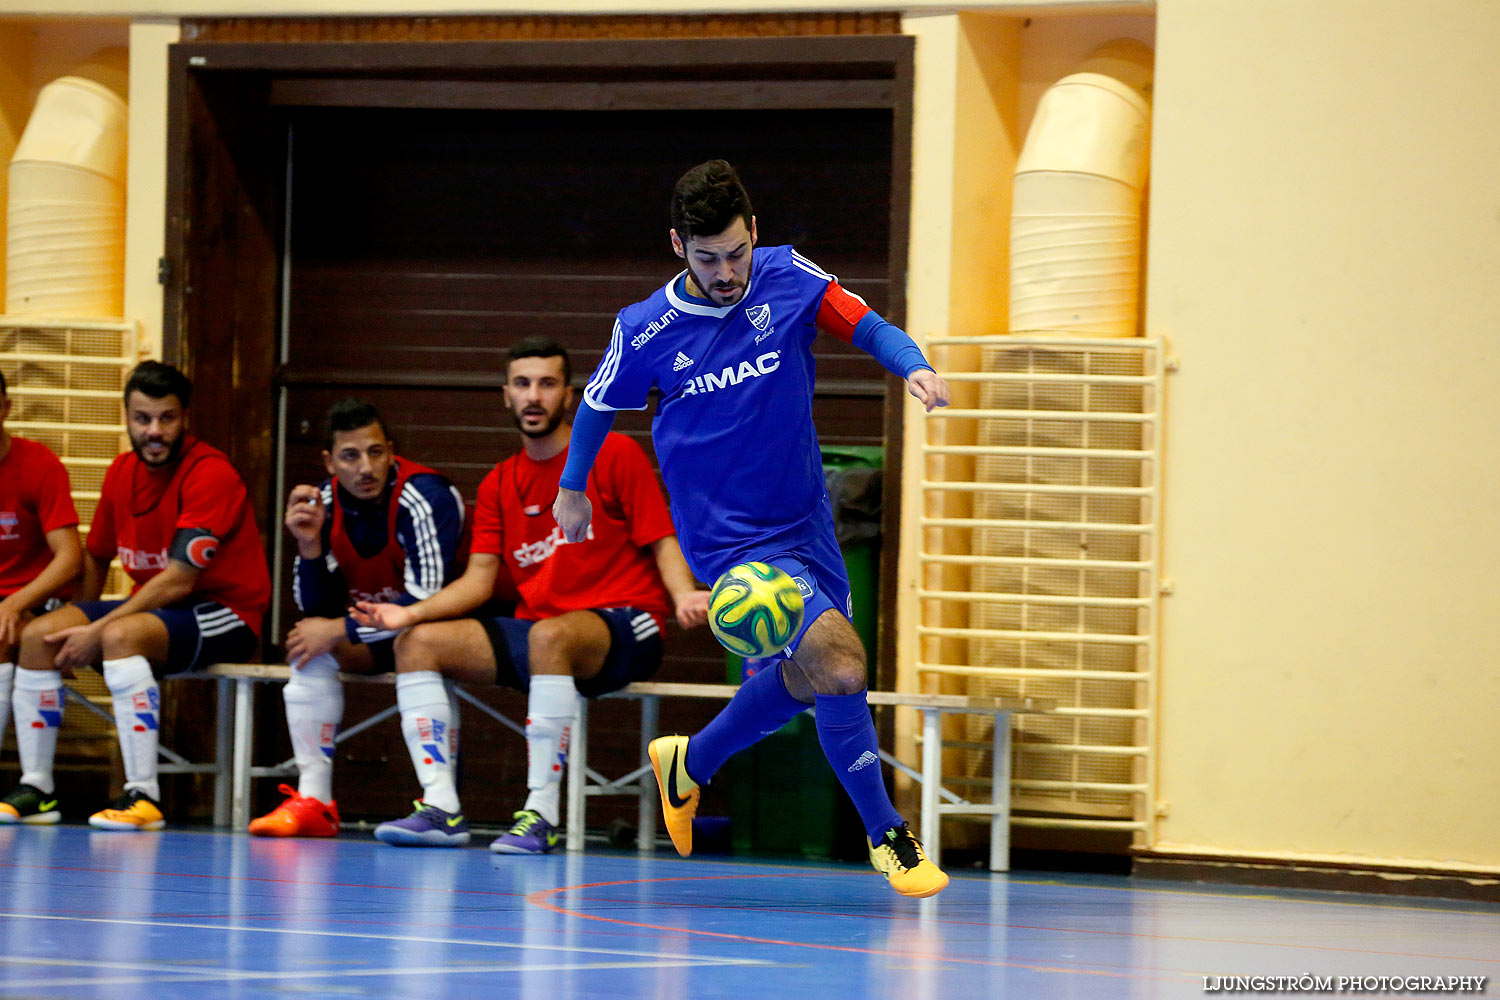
left=554, top=160, right=952, bottom=898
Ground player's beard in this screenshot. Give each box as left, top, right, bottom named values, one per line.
left=130, top=429, right=184, bottom=467
left=687, top=255, right=751, bottom=306
left=511, top=402, right=566, bottom=440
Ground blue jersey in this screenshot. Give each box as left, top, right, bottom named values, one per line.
left=584, top=245, right=838, bottom=582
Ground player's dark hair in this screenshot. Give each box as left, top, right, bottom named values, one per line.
left=671, top=159, right=753, bottom=242
left=123, top=360, right=192, bottom=408
left=323, top=397, right=388, bottom=450
left=507, top=336, right=572, bottom=386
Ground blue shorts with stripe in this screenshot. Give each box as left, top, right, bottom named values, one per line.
left=477, top=607, right=663, bottom=697
left=74, top=599, right=259, bottom=677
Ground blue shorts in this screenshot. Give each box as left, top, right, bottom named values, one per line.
left=760, top=547, right=854, bottom=659
left=477, top=607, right=663, bottom=697
left=75, top=599, right=259, bottom=677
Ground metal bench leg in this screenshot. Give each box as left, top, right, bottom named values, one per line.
left=213, top=677, right=233, bottom=827
left=565, top=698, right=588, bottom=852
left=637, top=695, right=659, bottom=851
left=921, top=707, right=941, bottom=867
left=231, top=677, right=255, bottom=830
left=991, top=710, right=1012, bottom=872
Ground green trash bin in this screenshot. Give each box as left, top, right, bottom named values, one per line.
left=726, top=445, right=884, bottom=862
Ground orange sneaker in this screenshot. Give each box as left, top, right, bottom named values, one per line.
left=248, top=784, right=340, bottom=837
left=648, top=735, right=699, bottom=857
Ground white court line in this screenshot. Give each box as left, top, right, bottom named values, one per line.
left=0, top=955, right=734, bottom=989
left=0, top=911, right=769, bottom=966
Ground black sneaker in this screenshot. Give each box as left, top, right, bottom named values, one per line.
left=0, top=783, right=63, bottom=825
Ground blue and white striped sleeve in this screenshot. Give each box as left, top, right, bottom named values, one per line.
left=582, top=317, right=653, bottom=412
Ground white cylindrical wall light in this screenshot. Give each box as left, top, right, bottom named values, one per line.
left=6, top=51, right=129, bottom=319
left=1010, top=40, right=1153, bottom=337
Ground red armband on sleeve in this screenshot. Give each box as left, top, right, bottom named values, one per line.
left=816, top=281, right=873, bottom=343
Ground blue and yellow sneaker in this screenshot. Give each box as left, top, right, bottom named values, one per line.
left=490, top=809, right=561, bottom=855
left=0, top=784, right=63, bottom=825
left=373, top=801, right=470, bottom=847
left=868, top=822, right=949, bottom=898
left=648, top=735, right=699, bottom=856
left=89, top=789, right=165, bottom=831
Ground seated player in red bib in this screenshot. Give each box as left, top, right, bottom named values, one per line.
left=354, top=336, right=709, bottom=852
left=2, top=361, right=272, bottom=830
left=248, top=398, right=467, bottom=838
left=0, top=370, right=84, bottom=825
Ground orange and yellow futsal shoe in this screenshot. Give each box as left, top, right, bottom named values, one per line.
left=648, top=735, right=699, bottom=856
left=248, top=784, right=340, bottom=837
left=868, top=822, right=949, bottom=898
left=88, top=789, right=165, bottom=831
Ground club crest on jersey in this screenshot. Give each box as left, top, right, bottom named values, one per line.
left=746, top=303, right=772, bottom=331
left=680, top=351, right=781, bottom=397
left=631, top=308, right=679, bottom=350
left=0, top=511, right=18, bottom=540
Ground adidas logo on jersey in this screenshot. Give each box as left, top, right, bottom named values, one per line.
left=672, top=351, right=695, bottom=371
left=680, top=351, right=781, bottom=397
left=847, top=751, right=879, bottom=773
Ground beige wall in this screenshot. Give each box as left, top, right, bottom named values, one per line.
left=0, top=0, right=1140, bottom=15
left=1147, top=0, right=1500, bottom=870
left=124, top=20, right=177, bottom=359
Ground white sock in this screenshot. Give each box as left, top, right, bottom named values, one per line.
left=445, top=678, right=461, bottom=771
left=0, top=662, right=14, bottom=748
left=396, top=671, right=459, bottom=814
left=13, top=668, right=63, bottom=794
left=103, top=655, right=160, bottom=802
left=283, top=653, right=342, bottom=804
left=522, top=674, right=578, bottom=827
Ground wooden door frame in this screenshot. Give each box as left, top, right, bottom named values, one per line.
left=164, top=35, right=913, bottom=686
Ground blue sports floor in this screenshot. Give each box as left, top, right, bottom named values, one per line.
left=0, top=826, right=1495, bottom=999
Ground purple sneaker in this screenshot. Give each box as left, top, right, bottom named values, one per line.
left=374, top=801, right=470, bottom=847
left=490, top=809, right=561, bottom=855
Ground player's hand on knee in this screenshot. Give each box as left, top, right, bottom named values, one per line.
left=351, top=601, right=413, bottom=633
left=553, top=488, right=593, bottom=544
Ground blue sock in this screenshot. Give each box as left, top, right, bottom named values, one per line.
left=814, top=691, right=903, bottom=842
left=685, top=662, right=808, bottom=783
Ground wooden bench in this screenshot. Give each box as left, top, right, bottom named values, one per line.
left=124, top=665, right=1052, bottom=871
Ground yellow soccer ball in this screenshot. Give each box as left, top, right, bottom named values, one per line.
left=708, top=562, right=806, bottom=658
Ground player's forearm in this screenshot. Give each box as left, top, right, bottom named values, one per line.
left=90, top=562, right=199, bottom=625
left=78, top=552, right=112, bottom=603
left=649, top=536, right=701, bottom=606
left=558, top=399, right=616, bottom=491
left=5, top=536, right=83, bottom=611
left=852, top=312, right=933, bottom=380
left=404, top=560, right=497, bottom=625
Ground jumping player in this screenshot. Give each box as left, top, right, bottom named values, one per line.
left=0, top=370, right=83, bottom=807
left=248, top=398, right=466, bottom=838
left=554, top=160, right=953, bottom=897
left=0, top=361, right=271, bottom=830
left=356, top=336, right=708, bottom=853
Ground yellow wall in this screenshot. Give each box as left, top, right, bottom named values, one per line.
left=1147, top=0, right=1500, bottom=870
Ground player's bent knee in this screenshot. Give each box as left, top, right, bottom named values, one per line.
left=98, top=617, right=147, bottom=660
left=392, top=626, right=435, bottom=672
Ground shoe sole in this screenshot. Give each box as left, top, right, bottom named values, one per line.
left=889, top=873, right=950, bottom=898
left=647, top=737, right=697, bottom=857
left=89, top=818, right=165, bottom=831
left=374, top=826, right=469, bottom=847
left=0, top=811, right=62, bottom=825
left=489, top=840, right=558, bottom=855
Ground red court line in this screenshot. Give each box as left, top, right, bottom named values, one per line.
left=525, top=874, right=1191, bottom=983
left=530, top=873, right=1500, bottom=968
